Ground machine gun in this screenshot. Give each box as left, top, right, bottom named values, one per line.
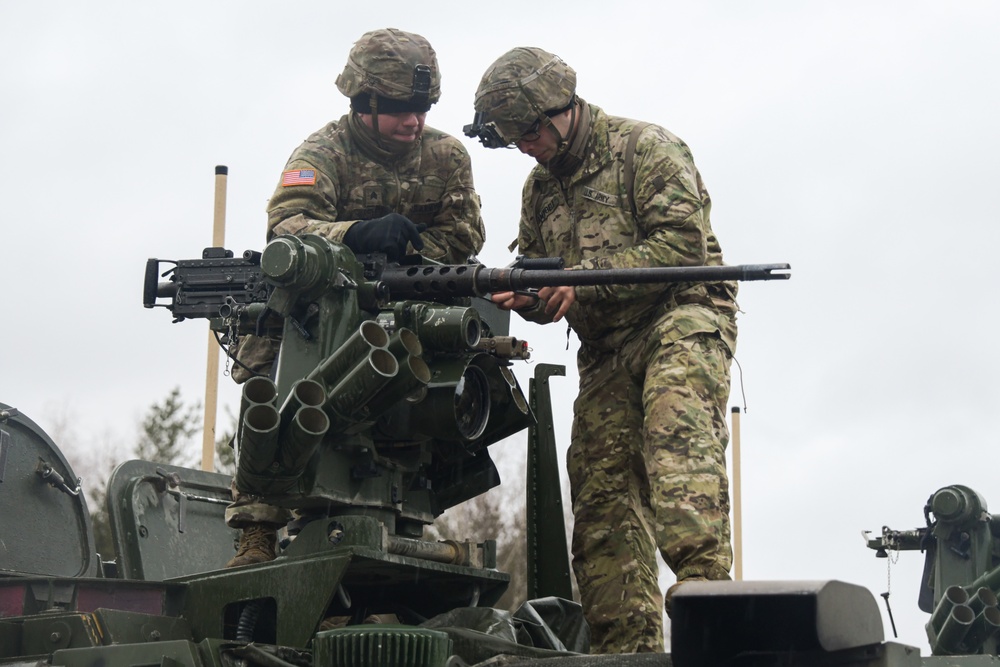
left=144, top=234, right=789, bottom=521
left=144, top=237, right=789, bottom=322
left=867, top=485, right=1000, bottom=656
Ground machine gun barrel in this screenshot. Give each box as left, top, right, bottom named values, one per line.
left=146, top=243, right=790, bottom=322
left=378, top=262, right=791, bottom=300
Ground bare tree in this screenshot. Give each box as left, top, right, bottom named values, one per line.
left=45, top=388, right=203, bottom=561
left=422, top=424, right=585, bottom=613
left=426, top=483, right=527, bottom=612
left=42, top=404, right=126, bottom=560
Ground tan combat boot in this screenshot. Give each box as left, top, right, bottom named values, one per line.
left=225, top=523, right=278, bottom=568
left=665, top=575, right=709, bottom=618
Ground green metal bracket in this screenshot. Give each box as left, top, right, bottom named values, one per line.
left=525, top=363, right=572, bottom=601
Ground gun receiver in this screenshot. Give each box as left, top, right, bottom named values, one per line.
left=143, top=247, right=269, bottom=321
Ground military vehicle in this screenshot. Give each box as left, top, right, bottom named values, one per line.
left=2, top=236, right=804, bottom=666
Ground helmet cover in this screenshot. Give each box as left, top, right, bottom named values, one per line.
left=336, top=28, right=442, bottom=107
left=472, top=47, right=576, bottom=144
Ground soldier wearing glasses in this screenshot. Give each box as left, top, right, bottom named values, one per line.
left=466, top=47, right=738, bottom=654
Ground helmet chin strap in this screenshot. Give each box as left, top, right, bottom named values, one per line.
left=544, top=100, right=578, bottom=158
left=369, top=93, right=384, bottom=148
left=544, top=100, right=591, bottom=178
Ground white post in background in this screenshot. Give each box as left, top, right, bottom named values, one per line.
left=731, top=405, right=742, bottom=580
left=201, top=165, right=228, bottom=471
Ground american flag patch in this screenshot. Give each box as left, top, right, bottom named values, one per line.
left=282, top=169, right=316, bottom=186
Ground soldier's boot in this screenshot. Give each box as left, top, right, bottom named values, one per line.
left=225, top=523, right=278, bottom=568
left=665, top=574, right=709, bottom=619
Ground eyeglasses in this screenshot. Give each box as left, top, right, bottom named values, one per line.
left=518, top=118, right=543, bottom=143
left=463, top=114, right=544, bottom=149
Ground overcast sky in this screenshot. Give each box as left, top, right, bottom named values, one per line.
left=3, top=1, right=999, bottom=653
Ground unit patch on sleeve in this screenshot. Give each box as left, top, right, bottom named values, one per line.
left=282, top=169, right=316, bottom=186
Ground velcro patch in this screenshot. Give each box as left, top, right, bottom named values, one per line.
left=281, top=169, right=316, bottom=186
left=582, top=186, right=620, bottom=207
left=410, top=201, right=443, bottom=215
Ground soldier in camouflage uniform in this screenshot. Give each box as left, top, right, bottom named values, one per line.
left=466, top=48, right=737, bottom=653
left=225, top=28, right=485, bottom=568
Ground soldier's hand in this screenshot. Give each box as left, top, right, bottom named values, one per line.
left=343, top=213, right=426, bottom=261
left=537, top=285, right=575, bottom=322
left=490, top=291, right=538, bottom=311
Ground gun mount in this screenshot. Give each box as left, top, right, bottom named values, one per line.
left=866, top=485, right=1000, bottom=657
left=143, top=236, right=549, bottom=536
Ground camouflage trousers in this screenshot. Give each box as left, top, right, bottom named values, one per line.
left=225, top=480, right=291, bottom=528
left=569, top=329, right=733, bottom=654
left=229, top=334, right=280, bottom=384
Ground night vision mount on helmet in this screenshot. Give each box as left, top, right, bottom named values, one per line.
left=465, top=47, right=576, bottom=149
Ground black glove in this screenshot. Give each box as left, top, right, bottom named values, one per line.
left=342, top=213, right=426, bottom=261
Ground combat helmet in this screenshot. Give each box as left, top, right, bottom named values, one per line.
left=464, top=47, right=576, bottom=148
left=336, top=28, right=441, bottom=114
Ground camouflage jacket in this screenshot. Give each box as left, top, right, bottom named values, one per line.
left=266, top=114, right=485, bottom=264
left=515, top=103, right=736, bottom=354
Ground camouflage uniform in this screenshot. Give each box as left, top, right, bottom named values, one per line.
left=520, top=103, right=737, bottom=653
left=229, top=115, right=486, bottom=383
left=265, top=116, right=484, bottom=263
left=225, top=29, right=485, bottom=543
left=469, top=48, right=736, bottom=653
